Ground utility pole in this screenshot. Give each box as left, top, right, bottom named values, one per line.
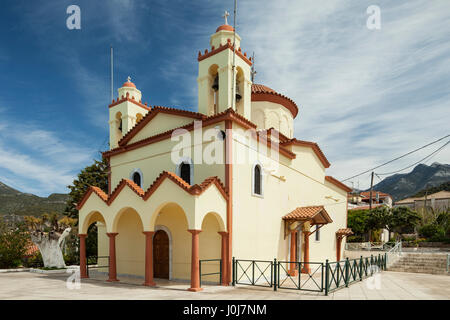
left=369, top=171, right=374, bottom=211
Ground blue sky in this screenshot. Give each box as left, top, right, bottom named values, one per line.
left=0, top=0, right=449, bottom=196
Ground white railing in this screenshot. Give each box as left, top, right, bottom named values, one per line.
left=345, top=242, right=392, bottom=251
left=386, top=241, right=402, bottom=268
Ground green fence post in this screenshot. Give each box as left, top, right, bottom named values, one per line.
left=325, top=259, right=329, bottom=296
left=378, top=254, right=381, bottom=270
left=273, top=258, right=277, bottom=291
left=359, top=256, right=363, bottom=281
left=345, top=258, right=349, bottom=287
left=384, top=253, right=387, bottom=270
left=252, top=260, right=255, bottom=285
left=370, top=255, right=374, bottom=276
left=232, top=257, right=235, bottom=286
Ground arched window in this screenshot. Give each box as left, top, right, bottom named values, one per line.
left=180, top=162, right=191, bottom=184
left=133, top=172, right=141, bottom=187
left=253, top=163, right=263, bottom=196
left=315, top=225, right=320, bottom=241
left=176, top=157, right=193, bottom=185
left=130, top=169, right=143, bottom=188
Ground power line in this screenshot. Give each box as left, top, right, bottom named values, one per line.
left=342, top=134, right=450, bottom=182
left=376, top=139, right=450, bottom=176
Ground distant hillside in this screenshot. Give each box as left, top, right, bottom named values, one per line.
left=0, top=181, right=68, bottom=216
left=412, top=181, right=450, bottom=197
left=370, top=162, right=450, bottom=201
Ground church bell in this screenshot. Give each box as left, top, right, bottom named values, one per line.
left=212, top=75, right=219, bottom=91
left=235, top=82, right=242, bottom=101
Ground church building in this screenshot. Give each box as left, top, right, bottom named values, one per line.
left=76, top=17, right=352, bottom=292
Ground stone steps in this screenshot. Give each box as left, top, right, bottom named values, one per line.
left=387, top=253, right=449, bottom=275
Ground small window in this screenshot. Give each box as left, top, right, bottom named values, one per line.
left=253, top=164, right=262, bottom=195
left=315, top=225, right=320, bottom=241
left=180, top=162, right=191, bottom=184
left=132, top=172, right=141, bottom=187
left=130, top=169, right=143, bottom=188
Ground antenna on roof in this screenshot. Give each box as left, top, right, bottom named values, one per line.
left=251, top=52, right=257, bottom=82
left=110, top=46, right=114, bottom=102
left=231, top=0, right=237, bottom=110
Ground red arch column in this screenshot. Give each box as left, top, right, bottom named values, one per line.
left=106, top=232, right=119, bottom=282
left=143, top=231, right=156, bottom=286
left=78, top=234, right=88, bottom=279
left=301, top=231, right=311, bottom=274
left=218, top=231, right=229, bottom=286
left=288, top=230, right=298, bottom=276
left=188, top=229, right=202, bottom=292
left=336, top=235, right=343, bottom=261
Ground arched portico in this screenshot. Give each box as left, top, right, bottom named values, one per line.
left=199, top=212, right=228, bottom=286
left=78, top=210, right=108, bottom=279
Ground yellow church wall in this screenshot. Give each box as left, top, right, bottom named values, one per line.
left=116, top=208, right=145, bottom=277
left=198, top=213, right=223, bottom=283
left=289, top=145, right=326, bottom=182
left=109, top=122, right=226, bottom=191
left=250, top=101, right=294, bottom=138
left=230, top=125, right=347, bottom=264
left=96, top=222, right=109, bottom=273
left=128, top=113, right=197, bottom=145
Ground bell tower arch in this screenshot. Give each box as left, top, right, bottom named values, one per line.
left=197, top=15, right=253, bottom=119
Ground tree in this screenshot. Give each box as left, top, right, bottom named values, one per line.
left=64, top=157, right=109, bottom=219
left=24, top=213, right=77, bottom=268
left=387, top=207, right=421, bottom=240
left=64, top=156, right=108, bottom=260
left=0, top=217, right=29, bottom=268
left=367, top=206, right=391, bottom=241
left=347, top=210, right=370, bottom=242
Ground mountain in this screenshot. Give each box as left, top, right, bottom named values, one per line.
left=370, top=162, right=450, bottom=201
left=0, top=181, right=69, bottom=216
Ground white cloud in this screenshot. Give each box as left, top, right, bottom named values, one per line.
left=0, top=108, right=97, bottom=196
left=233, top=0, right=450, bottom=189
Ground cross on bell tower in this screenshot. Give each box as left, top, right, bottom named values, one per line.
left=223, top=11, right=230, bottom=25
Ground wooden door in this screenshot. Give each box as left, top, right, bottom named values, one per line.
left=153, top=230, right=169, bottom=279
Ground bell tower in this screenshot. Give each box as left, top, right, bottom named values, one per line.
left=197, top=12, right=253, bottom=119
left=109, top=77, right=150, bottom=149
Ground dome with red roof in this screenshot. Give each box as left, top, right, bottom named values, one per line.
left=251, top=84, right=299, bottom=118
left=122, top=76, right=136, bottom=88
left=216, top=24, right=234, bottom=32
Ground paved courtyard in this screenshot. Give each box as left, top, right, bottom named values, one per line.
left=0, top=270, right=448, bottom=300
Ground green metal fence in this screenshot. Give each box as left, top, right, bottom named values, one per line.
left=324, top=253, right=386, bottom=295
left=199, top=259, right=222, bottom=287
left=232, top=258, right=274, bottom=288
left=276, top=261, right=324, bottom=292
left=232, top=253, right=387, bottom=295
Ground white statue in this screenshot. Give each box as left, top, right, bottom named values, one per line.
left=26, top=214, right=76, bottom=269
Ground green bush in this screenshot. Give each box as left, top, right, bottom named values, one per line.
left=0, top=220, right=29, bottom=269
left=419, top=224, right=441, bottom=238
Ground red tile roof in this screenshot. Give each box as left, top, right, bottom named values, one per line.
left=76, top=171, right=228, bottom=210
left=282, top=205, right=333, bottom=224
left=348, top=204, right=385, bottom=211
left=251, top=83, right=299, bottom=118
left=336, top=228, right=353, bottom=236
left=325, top=176, right=352, bottom=192
left=281, top=138, right=331, bottom=168
left=360, top=191, right=392, bottom=199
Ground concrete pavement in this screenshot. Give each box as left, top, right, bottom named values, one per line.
left=0, top=271, right=448, bottom=300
